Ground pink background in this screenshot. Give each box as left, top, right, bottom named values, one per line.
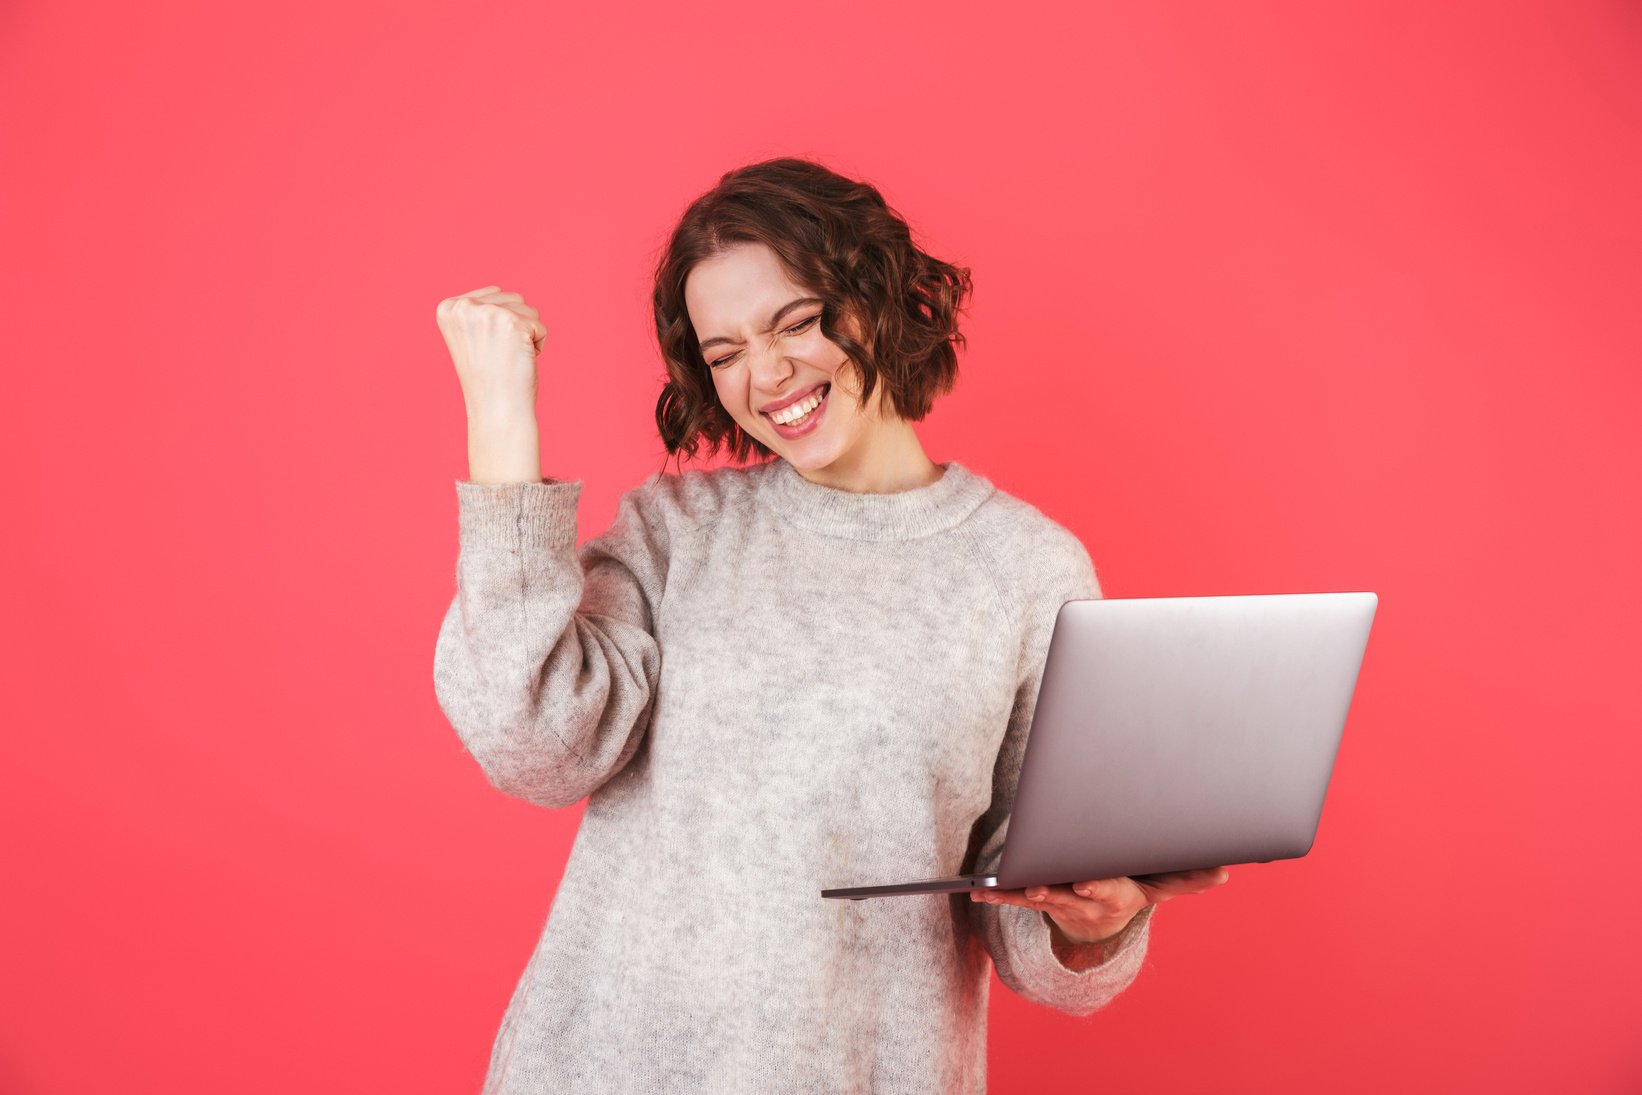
left=3, top=1, right=1639, bottom=1092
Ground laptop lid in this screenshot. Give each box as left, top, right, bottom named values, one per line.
left=995, top=592, right=1377, bottom=889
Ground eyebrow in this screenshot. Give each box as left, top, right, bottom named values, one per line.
left=696, top=297, right=823, bottom=353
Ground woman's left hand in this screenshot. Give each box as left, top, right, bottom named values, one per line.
left=970, top=866, right=1231, bottom=944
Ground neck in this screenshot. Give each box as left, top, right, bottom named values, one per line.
left=789, top=418, right=942, bottom=494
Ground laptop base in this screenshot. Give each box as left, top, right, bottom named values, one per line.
left=821, top=873, right=999, bottom=900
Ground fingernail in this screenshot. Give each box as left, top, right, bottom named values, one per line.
left=1075, top=887, right=1089, bottom=896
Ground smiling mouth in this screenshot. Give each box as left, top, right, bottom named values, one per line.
left=765, top=383, right=830, bottom=426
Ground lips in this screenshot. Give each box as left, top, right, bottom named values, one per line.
left=760, top=382, right=828, bottom=416
left=766, top=382, right=829, bottom=437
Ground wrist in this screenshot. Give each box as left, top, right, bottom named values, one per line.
left=1051, top=912, right=1136, bottom=948
left=466, top=416, right=542, bottom=485
left=1046, top=909, right=1143, bottom=971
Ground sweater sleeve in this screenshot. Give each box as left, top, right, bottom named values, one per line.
left=432, top=475, right=669, bottom=809
left=964, top=533, right=1155, bottom=1017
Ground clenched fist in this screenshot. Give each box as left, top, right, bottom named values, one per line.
left=437, top=284, right=548, bottom=485
left=436, top=284, right=548, bottom=421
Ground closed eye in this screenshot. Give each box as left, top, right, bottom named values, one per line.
left=708, top=314, right=820, bottom=369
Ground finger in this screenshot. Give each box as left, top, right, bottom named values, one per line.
left=1071, top=877, right=1137, bottom=908
left=970, top=885, right=1087, bottom=912
left=478, top=298, right=545, bottom=353
left=1162, top=867, right=1230, bottom=889
left=1023, top=884, right=1085, bottom=908
left=1137, top=867, right=1231, bottom=900
left=968, top=887, right=1048, bottom=911
left=1155, top=866, right=1229, bottom=883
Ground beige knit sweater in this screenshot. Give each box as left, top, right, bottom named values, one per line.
left=433, top=457, right=1153, bottom=1094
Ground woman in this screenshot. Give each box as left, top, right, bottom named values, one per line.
left=433, top=157, right=1228, bottom=1094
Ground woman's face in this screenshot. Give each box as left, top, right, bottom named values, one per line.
left=684, top=241, right=895, bottom=475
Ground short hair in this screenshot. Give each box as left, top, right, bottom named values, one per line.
left=651, top=157, right=973, bottom=468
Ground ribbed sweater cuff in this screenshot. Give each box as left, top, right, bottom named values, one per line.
left=1004, top=899, right=1153, bottom=1009
left=1041, top=901, right=1154, bottom=973
left=454, top=478, right=583, bottom=552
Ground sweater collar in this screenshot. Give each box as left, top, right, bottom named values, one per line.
left=758, top=456, right=995, bottom=541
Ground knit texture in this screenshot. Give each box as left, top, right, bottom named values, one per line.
left=433, top=457, right=1154, bottom=1094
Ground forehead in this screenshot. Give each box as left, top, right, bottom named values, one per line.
left=683, top=242, right=810, bottom=331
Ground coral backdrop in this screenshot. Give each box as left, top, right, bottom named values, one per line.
left=2, top=2, right=1637, bottom=1092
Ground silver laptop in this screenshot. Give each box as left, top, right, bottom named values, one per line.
left=821, top=592, right=1378, bottom=900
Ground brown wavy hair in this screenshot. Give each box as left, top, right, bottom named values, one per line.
left=651, top=157, right=973, bottom=470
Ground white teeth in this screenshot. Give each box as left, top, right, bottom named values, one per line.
left=770, top=388, right=824, bottom=424
left=776, top=402, right=815, bottom=425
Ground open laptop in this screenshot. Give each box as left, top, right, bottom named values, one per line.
left=820, top=592, right=1378, bottom=900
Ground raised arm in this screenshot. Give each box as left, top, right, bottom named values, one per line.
left=430, top=284, right=668, bottom=808
left=433, top=476, right=669, bottom=808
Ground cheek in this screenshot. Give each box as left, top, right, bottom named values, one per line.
left=800, top=336, right=854, bottom=383
left=710, top=375, right=756, bottom=420
left=830, top=358, right=866, bottom=399
left=798, top=328, right=846, bottom=362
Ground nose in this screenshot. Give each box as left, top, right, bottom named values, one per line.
left=747, top=334, right=796, bottom=392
